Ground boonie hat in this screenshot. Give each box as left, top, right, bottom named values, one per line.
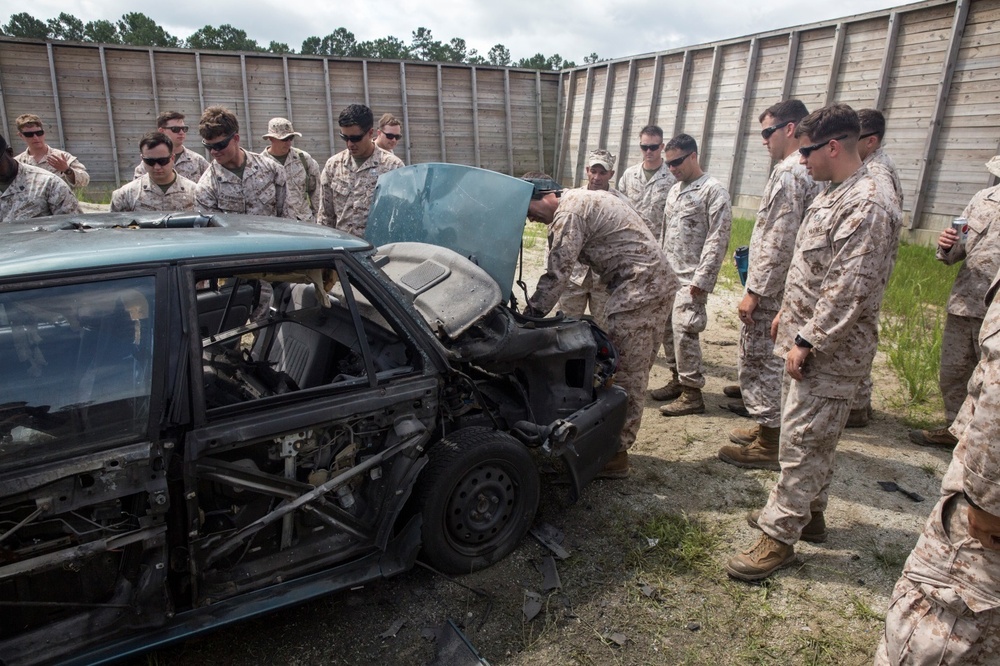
left=263, top=118, right=302, bottom=140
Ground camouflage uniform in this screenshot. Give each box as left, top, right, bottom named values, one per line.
left=195, top=149, right=291, bottom=218
left=740, top=153, right=821, bottom=428
left=756, top=165, right=900, bottom=545
left=617, top=162, right=676, bottom=240
left=262, top=147, right=322, bottom=222
left=15, top=147, right=90, bottom=189
left=558, top=189, right=632, bottom=328
left=133, top=147, right=209, bottom=183
left=528, top=189, right=678, bottom=451
left=661, top=174, right=732, bottom=389
left=0, top=162, right=81, bottom=221
left=855, top=147, right=904, bottom=410
left=317, top=146, right=404, bottom=237
left=875, top=272, right=1000, bottom=666
left=110, top=174, right=197, bottom=213
left=935, top=185, right=1000, bottom=422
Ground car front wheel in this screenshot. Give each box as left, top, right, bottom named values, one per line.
left=416, top=427, right=540, bottom=574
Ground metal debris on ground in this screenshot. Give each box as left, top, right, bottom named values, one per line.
left=427, top=619, right=491, bottom=666
left=530, top=522, right=570, bottom=559
left=535, top=555, right=562, bottom=591
left=379, top=618, right=406, bottom=639
left=877, top=480, right=924, bottom=502
left=602, top=631, right=628, bottom=647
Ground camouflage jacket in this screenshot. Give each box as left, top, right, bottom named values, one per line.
left=775, top=165, right=901, bottom=397
left=195, top=149, right=291, bottom=218
left=617, top=161, right=676, bottom=240
left=15, top=147, right=90, bottom=189
left=746, top=153, right=822, bottom=311
left=133, top=147, right=210, bottom=183
left=903, top=271, right=1000, bottom=612
left=262, top=147, right=322, bottom=222
left=568, top=188, right=633, bottom=286
left=317, top=147, right=404, bottom=237
left=0, top=162, right=81, bottom=222
left=864, top=147, right=903, bottom=210
left=529, top=189, right=677, bottom=317
left=110, top=173, right=197, bottom=213
left=662, top=173, right=732, bottom=292
left=937, top=184, right=1000, bottom=319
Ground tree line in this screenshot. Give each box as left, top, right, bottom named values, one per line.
left=1, top=12, right=601, bottom=70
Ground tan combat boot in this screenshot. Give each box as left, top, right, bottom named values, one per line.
left=908, top=426, right=958, bottom=448
left=717, top=425, right=780, bottom=470
left=728, top=423, right=760, bottom=445
left=650, top=372, right=682, bottom=401
left=845, top=403, right=872, bottom=428
left=595, top=451, right=629, bottom=479
left=746, top=509, right=827, bottom=543
left=659, top=387, right=705, bottom=416
left=723, top=384, right=743, bottom=399
left=726, top=533, right=796, bottom=581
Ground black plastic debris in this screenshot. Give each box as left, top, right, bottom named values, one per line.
left=428, top=619, right=490, bottom=666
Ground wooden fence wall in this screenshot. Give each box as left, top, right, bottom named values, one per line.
left=556, top=0, right=1000, bottom=242
left=0, top=39, right=560, bottom=193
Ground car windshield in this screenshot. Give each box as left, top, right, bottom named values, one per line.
left=0, top=276, right=156, bottom=467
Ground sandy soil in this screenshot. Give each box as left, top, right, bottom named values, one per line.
left=134, top=234, right=950, bottom=666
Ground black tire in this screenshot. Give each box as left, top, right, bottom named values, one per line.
left=416, top=427, right=540, bottom=574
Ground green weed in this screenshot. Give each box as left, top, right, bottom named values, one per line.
left=718, top=217, right=754, bottom=288
left=631, top=512, right=718, bottom=575
left=521, top=221, right=547, bottom=249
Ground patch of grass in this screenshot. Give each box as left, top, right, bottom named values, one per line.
left=849, top=594, right=885, bottom=623
left=879, top=242, right=960, bottom=416
left=521, top=221, right=547, bottom=249
left=919, top=462, right=940, bottom=477
left=630, top=512, right=718, bottom=575
left=867, top=538, right=909, bottom=573
left=718, top=217, right=754, bottom=288
left=77, top=185, right=114, bottom=205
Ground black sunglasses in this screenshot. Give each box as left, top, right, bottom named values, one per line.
left=381, top=132, right=402, bottom=141
left=666, top=152, right=693, bottom=168
left=761, top=120, right=792, bottom=139
left=639, top=143, right=662, bottom=152
left=799, top=134, right=848, bottom=158
left=20, top=129, right=44, bottom=138
left=202, top=132, right=236, bottom=151
left=164, top=125, right=189, bottom=134
left=340, top=131, right=369, bottom=144
left=142, top=156, right=172, bottom=167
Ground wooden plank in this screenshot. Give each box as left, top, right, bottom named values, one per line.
left=700, top=45, right=723, bottom=159
left=535, top=71, right=545, bottom=172
left=556, top=71, right=569, bottom=180
left=910, top=0, right=970, bottom=228
left=727, top=38, right=759, bottom=195
left=282, top=56, right=293, bottom=121
left=323, top=59, right=335, bottom=155
left=471, top=67, right=481, bottom=168
left=46, top=43, right=66, bottom=150
left=617, top=58, right=637, bottom=176
left=575, top=66, right=596, bottom=186
left=673, top=50, right=693, bottom=138
left=504, top=69, right=514, bottom=175
left=647, top=54, right=663, bottom=126
left=239, top=54, right=252, bottom=150
left=780, top=31, right=800, bottom=100
left=874, top=13, right=901, bottom=111
left=362, top=60, right=370, bottom=108
left=98, top=46, right=121, bottom=188
left=195, top=52, right=205, bottom=117
left=437, top=64, right=447, bottom=163
left=824, top=23, right=846, bottom=106
left=400, top=62, right=412, bottom=164
left=0, top=59, right=10, bottom=142
left=148, top=49, right=160, bottom=117
left=599, top=63, right=615, bottom=149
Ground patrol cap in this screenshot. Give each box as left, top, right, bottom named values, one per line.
left=987, top=155, right=1000, bottom=179
left=585, top=149, right=615, bottom=171
left=522, top=176, right=563, bottom=200
left=262, top=118, right=302, bottom=140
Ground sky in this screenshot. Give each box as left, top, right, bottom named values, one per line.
left=28, top=0, right=915, bottom=63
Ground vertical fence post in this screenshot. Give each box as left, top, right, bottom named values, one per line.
left=400, top=62, right=412, bottom=165
left=672, top=50, right=692, bottom=138
left=362, top=60, right=370, bottom=108
left=647, top=54, right=663, bottom=127
left=780, top=31, right=800, bottom=100
left=148, top=49, right=160, bottom=118
left=910, top=0, right=970, bottom=229
left=98, top=46, right=121, bottom=188
left=240, top=54, right=252, bottom=151
left=195, top=52, right=205, bottom=115
left=574, top=67, right=595, bottom=187
left=598, top=63, right=615, bottom=149
left=556, top=71, right=573, bottom=182
left=45, top=43, right=66, bottom=150
left=323, top=58, right=335, bottom=156
left=874, top=13, right=900, bottom=111
left=437, top=64, right=447, bottom=162
left=471, top=67, right=481, bottom=168
left=727, top=38, right=759, bottom=195
left=504, top=70, right=514, bottom=175
left=617, top=58, right=637, bottom=177
left=535, top=71, right=545, bottom=172
left=700, top=46, right=723, bottom=168
left=282, top=56, right=293, bottom=121
left=0, top=61, right=10, bottom=142
left=824, top=23, right=847, bottom=106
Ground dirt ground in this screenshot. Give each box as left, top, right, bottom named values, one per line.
left=139, top=233, right=950, bottom=666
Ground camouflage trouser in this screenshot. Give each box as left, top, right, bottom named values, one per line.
left=662, top=286, right=707, bottom=389
left=875, top=576, right=1000, bottom=665
left=737, top=305, right=782, bottom=428
left=608, top=294, right=673, bottom=451
left=558, top=272, right=609, bottom=330
left=852, top=374, right=873, bottom=411
left=940, top=313, right=983, bottom=422
left=757, top=372, right=857, bottom=544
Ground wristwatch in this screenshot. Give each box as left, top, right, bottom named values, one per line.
left=794, top=334, right=813, bottom=349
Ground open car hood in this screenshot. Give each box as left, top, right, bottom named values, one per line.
left=366, top=164, right=533, bottom=301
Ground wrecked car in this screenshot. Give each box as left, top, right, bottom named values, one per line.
left=0, top=166, right=625, bottom=665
